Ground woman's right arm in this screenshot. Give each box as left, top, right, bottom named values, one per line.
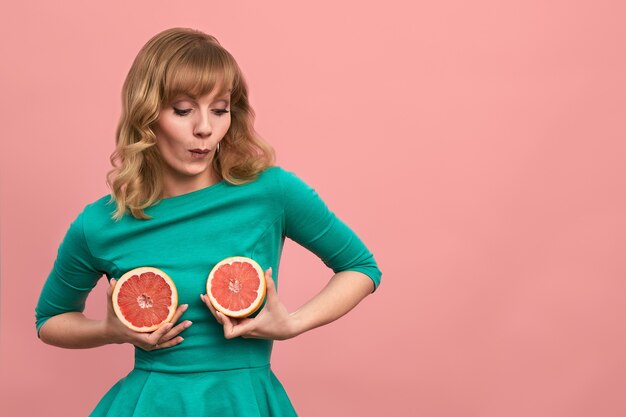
left=38, top=312, right=111, bottom=349
left=36, top=210, right=189, bottom=351
left=38, top=278, right=188, bottom=350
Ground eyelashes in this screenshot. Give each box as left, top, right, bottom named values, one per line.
left=172, top=107, right=191, bottom=116
left=173, top=108, right=230, bottom=117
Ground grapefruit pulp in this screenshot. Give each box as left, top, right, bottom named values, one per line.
left=112, top=267, right=178, bottom=332
left=206, top=256, right=266, bottom=318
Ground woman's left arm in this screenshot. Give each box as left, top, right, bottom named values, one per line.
left=201, top=167, right=382, bottom=339
left=201, top=268, right=374, bottom=340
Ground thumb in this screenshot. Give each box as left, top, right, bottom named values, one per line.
left=264, top=268, right=277, bottom=300
left=106, top=279, right=117, bottom=318
left=107, top=278, right=117, bottom=296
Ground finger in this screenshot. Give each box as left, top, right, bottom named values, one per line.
left=149, top=322, right=174, bottom=345
left=106, top=279, right=117, bottom=315
left=220, top=312, right=254, bottom=339
left=150, top=335, right=184, bottom=351
left=107, top=278, right=117, bottom=296
left=264, top=268, right=278, bottom=305
left=219, top=312, right=238, bottom=338
left=201, top=294, right=222, bottom=324
left=200, top=293, right=214, bottom=312
left=169, top=303, right=189, bottom=325
left=162, top=319, right=193, bottom=341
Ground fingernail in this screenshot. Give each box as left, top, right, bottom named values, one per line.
left=268, top=267, right=272, bottom=273
left=178, top=337, right=184, bottom=342
left=182, top=304, right=189, bottom=311
left=185, top=321, right=192, bottom=328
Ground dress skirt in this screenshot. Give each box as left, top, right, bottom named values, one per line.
left=90, top=364, right=298, bottom=417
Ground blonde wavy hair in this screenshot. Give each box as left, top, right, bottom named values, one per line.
left=106, top=27, right=275, bottom=221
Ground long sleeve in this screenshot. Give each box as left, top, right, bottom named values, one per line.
left=35, top=209, right=106, bottom=337
left=278, top=168, right=382, bottom=291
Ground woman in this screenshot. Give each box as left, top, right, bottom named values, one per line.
left=35, top=27, right=382, bottom=416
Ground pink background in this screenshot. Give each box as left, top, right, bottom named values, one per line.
left=2, top=1, right=626, bottom=416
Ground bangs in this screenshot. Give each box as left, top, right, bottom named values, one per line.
left=161, top=43, right=237, bottom=104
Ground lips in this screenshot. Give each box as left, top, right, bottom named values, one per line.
left=190, top=149, right=210, bottom=154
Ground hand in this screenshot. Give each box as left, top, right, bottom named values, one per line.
left=104, top=278, right=192, bottom=351
left=201, top=268, right=300, bottom=340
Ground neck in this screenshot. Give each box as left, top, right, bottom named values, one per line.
left=161, top=169, right=221, bottom=199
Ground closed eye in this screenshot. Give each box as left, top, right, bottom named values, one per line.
left=173, top=107, right=191, bottom=116
left=172, top=107, right=230, bottom=117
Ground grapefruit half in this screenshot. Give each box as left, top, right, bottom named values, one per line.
left=112, top=267, right=178, bottom=332
left=206, top=256, right=266, bottom=318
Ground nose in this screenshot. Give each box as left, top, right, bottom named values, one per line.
left=193, top=110, right=212, bottom=138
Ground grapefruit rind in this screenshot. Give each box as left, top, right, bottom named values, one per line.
left=111, top=266, right=178, bottom=333
left=206, top=256, right=267, bottom=318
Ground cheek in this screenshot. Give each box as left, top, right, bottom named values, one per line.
left=221, top=117, right=232, bottom=134
left=154, top=132, right=180, bottom=161
left=160, top=122, right=183, bottom=139
left=155, top=120, right=185, bottom=148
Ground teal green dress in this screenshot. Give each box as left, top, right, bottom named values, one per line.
left=35, top=166, right=382, bottom=416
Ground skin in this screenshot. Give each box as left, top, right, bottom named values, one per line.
left=201, top=268, right=374, bottom=341
left=38, top=89, right=375, bottom=350
left=154, top=88, right=232, bottom=197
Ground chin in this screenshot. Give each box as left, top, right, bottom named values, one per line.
left=186, top=168, right=212, bottom=177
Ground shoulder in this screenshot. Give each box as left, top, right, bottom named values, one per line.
left=253, top=165, right=304, bottom=193
left=74, top=194, right=118, bottom=230
left=264, top=166, right=329, bottom=215
left=84, top=194, right=116, bottom=215
left=256, top=165, right=287, bottom=181
left=258, top=165, right=312, bottom=190
left=248, top=165, right=322, bottom=211
left=53, top=195, right=114, bottom=258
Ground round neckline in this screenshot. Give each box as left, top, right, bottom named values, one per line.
left=150, top=179, right=228, bottom=209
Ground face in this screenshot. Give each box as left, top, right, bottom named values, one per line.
left=153, top=89, right=231, bottom=190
